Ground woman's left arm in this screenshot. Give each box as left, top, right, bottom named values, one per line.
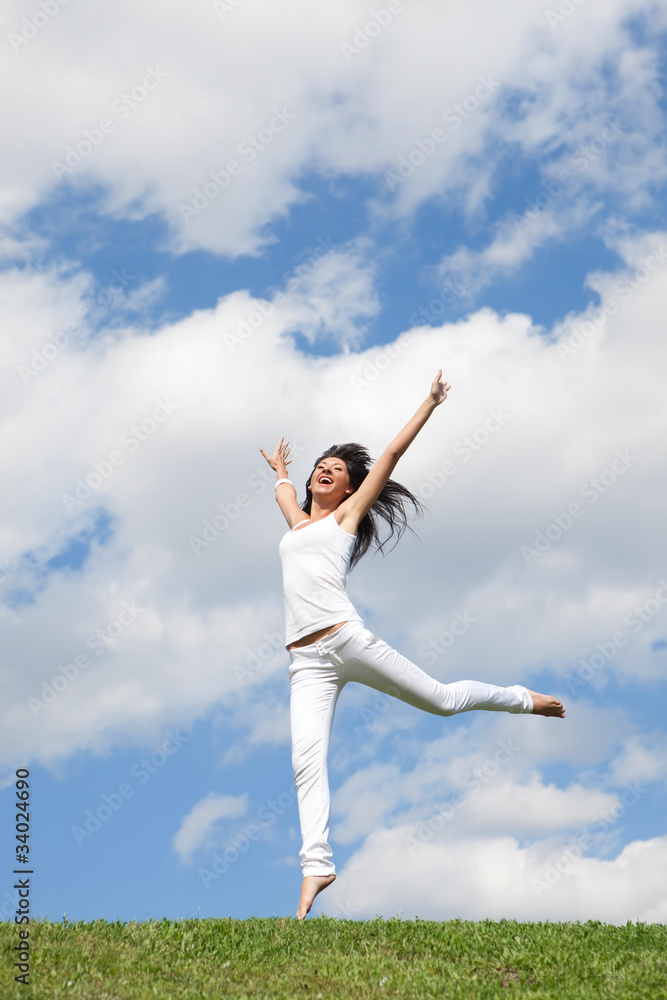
left=388, top=369, right=450, bottom=458
left=340, top=370, right=451, bottom=523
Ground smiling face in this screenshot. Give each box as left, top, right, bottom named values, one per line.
left=308, top=456, right=352, bottom=506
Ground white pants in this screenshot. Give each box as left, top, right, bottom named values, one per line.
left=288, top=619, right=533, bottom=877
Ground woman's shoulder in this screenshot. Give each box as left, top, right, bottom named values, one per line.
left=288, top=509, right=357, bottom=537
left=290, top=519, right=311, bottom=531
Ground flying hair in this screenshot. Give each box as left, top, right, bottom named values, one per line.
left=301, top=442, right=427, bottom=570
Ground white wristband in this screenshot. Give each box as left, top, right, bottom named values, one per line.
left=275, top=478, right=295, bottom=491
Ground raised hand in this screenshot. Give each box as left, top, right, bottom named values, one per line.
left=429, top=369, right=451, bottom=406
left=260, top=436, right=292, bottom=472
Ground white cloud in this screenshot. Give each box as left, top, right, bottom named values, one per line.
left=1, top=225, right=666, bottom=772
left=275, top=238, right=381, bottom=349
left=329, top=707, right=633, bottom=848
left=173, top=791, right=248, bottom=865
left=434, top=198, right=597, bottom=297
left=324, top=829, right=667, bottom=922
left=219, top=696, right=291, bottom=766
left=2, top=0, right=666, bottom=256
left=2, top=0, right=666, bottom=923
left=609, top=733, right=667, bottom=788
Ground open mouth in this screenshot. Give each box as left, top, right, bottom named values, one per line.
left=318, top=476, right=333, bottom=484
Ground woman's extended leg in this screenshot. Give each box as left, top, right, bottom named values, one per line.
left=334, top=625, right=564, bottom=717
left=338, top=627, right=532, bottom=714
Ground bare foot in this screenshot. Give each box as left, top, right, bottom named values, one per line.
left=527, top=689, right=565, bottom=718
left=296, top=874, right=336, bottom=920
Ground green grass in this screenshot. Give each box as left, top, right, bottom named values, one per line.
left=1, top=917, right=665, bottom=999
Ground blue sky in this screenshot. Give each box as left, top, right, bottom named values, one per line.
left=1, top=0, right=667, bottom=925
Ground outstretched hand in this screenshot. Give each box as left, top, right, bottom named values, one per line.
left=430, top=369, right=451, bottom=406
left=260, top=436, right=292, bottom=472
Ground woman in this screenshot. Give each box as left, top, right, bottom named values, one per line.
left=260, top=370, right=564, bottom=920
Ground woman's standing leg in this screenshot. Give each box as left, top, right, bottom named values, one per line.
left=288, top=641, right=346, bottom=917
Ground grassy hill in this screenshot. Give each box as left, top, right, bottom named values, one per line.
left=1, top=917, right=665, bottom=999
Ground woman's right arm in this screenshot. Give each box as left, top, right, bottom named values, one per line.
left=259, top=437, right=307, bottom=528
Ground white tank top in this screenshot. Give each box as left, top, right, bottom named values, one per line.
left=278, top=511, right=364, bottom=646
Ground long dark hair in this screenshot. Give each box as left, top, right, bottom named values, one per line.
left=301, top=443, right=427, bottom=570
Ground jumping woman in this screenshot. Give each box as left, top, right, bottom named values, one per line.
left=260, top=370, right=564, bottom=920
